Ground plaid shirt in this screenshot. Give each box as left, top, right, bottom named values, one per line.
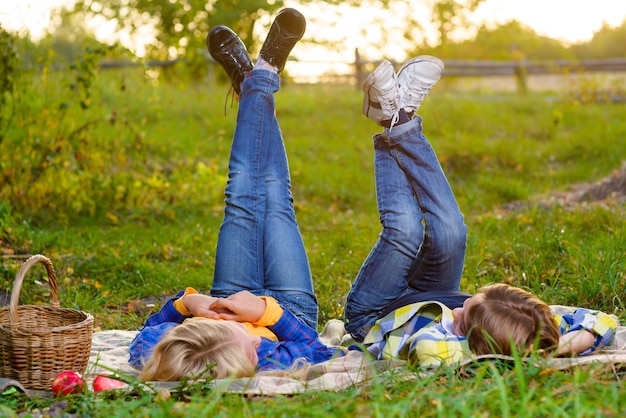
left=364, top=301, right=470, bottom=368
left=128, top=290, right=341, bottom=370
left=555, top=308, right=618, bottom=356
left=363, top=301, right=618, bottom=368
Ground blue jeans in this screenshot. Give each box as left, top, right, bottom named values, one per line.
left=344, top=117, right=467, bottom=341
left=211, top=70, right=318, bottom=329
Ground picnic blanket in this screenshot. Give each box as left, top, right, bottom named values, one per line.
left=86, top=319, right=408, bottom=394
left=86, top=306, right=626, bottom=395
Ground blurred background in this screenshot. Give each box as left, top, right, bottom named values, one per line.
left=1, top=0, right=626, bottom=90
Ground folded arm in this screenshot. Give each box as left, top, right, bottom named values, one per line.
left=555, top=308, right=618, bottom=356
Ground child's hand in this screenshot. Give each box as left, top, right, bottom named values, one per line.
left=556, top=329, right=596, bottom=356
left=182, top=294, right=222, bottom=319
left=209, top=291, right=266, bottom=323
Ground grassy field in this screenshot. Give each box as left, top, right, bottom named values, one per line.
left=1, top=68, right=625, bottom=416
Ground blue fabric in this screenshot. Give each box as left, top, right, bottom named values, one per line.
left=256, top=304, right=341, bottom=370
left=129, top=290, right=187, bottom=367
left=557, top=308, right=617, bottom=356
left=210, top=70, right=317, bottom=329
left=345, top=117, right=468, bottom=341
left=128, top=291, right=340, bottom=370
left=379, top=290, right=471, bottom=318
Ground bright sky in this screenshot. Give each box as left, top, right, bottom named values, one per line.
left=470, top=0, right=626, bottom=44
left=1, top=0, right=625, bottom=50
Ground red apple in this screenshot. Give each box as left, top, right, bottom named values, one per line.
left=52, top=370, right=85, bottom=396
left=92, top=374, right=127, bottom=392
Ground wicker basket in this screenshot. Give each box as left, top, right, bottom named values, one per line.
left=0, top=254, right=94, bottom=390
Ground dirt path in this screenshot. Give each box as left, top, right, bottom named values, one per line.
left=501, top=162, right=626, bottom=212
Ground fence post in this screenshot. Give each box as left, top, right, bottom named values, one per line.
left=511, top=45, right=528, bottom=95
left=354, top=48, right=363, bottom=89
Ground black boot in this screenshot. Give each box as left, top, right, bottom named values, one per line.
left=207, top=25, right=253, bottom=95
left=258, top=8, right=306, bottom=73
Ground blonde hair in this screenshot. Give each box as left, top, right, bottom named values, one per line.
left=465, top=284, right=560, bottom=356
left=139, top=317, right=256, bottom=381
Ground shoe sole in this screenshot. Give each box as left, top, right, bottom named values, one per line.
left=259, top=8, right=306, bottom=72
left=362, top=60, right=394, bottom=119
left=275, top=8, right=306, bottom=40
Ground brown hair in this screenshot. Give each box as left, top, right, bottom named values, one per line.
left=465, top=284, right=560, bottom=356
left=139, top=317, right=257, bottom=381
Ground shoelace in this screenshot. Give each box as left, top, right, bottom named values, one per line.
left=388, top=110, right=400, bottom=130
left=223, top=85, right=237, bottom=116
left=382, top=90, right=401, bottom=130
left=403, top=78, right=434, bottom=112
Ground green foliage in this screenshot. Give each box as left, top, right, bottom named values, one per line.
left=0, top=26, right=21, bottom=138
left=0, top=40, right=229, bottom=223
left=70, top=0, right=285, bottom=61
left=42, top=11, right=134, bottom=65
left=0, top=27, right=19, bottom=95
left=0, top=43, right=134, bottom=220
left=564, top=73, right=626, bottom=104
left=572, top=19, right=626, bottom=58
left=420, top=20, right=575, bottom=60
left=0, top=200, right=32, bottom=253
left=473, top=21, right=575, bottom=60
left=429, top=0, right=486, bottom=47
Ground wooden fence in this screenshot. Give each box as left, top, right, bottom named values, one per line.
left=98, top=52, right=626, bottom=93
left=353, top=50, right=626, bottom=93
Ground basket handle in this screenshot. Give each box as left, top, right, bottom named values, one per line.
left=9, top=254, right=60, bottom=326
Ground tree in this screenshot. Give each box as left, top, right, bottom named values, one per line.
left=429, top=0, right=485, bottom=47
left=0, top=26, right=21, bottom=140
left=571, top=19, right=626, bottom=59
left=413, top=19, right=575, bottom=61
left=471, top=21, right=573, bottom=60
left=70, top=0, right=285, bottom=60
left=68, top=1, right=490, bottom=61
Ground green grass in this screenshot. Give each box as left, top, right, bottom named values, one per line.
left=1, top=69, right=625, bottom=416
left=0, top=358, right=623, bottom=417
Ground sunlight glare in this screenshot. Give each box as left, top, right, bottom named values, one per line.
left=2, top=0, right=626, bottom=80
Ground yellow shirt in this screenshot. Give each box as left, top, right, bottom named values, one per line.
left=173, top=287, right=282, bottom=342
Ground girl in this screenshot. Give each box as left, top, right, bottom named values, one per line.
left=130, top=289, right=340, bottom=380
left=129, top=9, right=343, bottom=381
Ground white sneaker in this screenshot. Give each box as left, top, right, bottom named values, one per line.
left=397, top=56, right=444, bottom=115
left=362, top=60, right=401, bottom=128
